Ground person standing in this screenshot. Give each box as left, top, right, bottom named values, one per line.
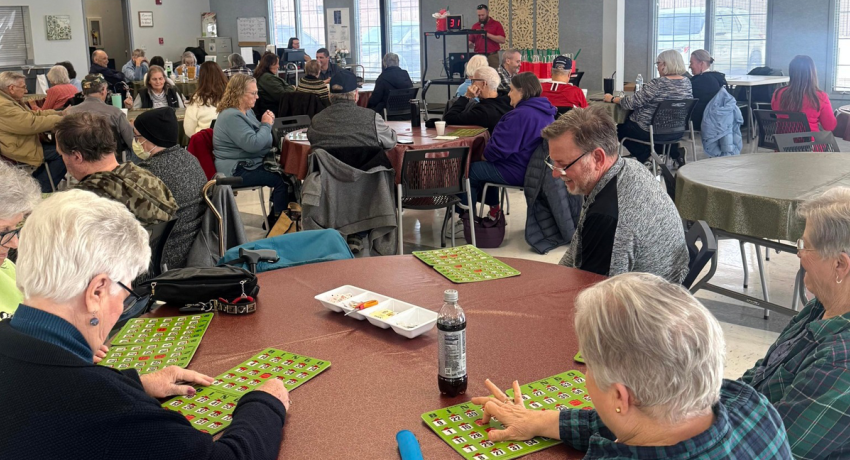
left=468, top=4, right=506, bottom=69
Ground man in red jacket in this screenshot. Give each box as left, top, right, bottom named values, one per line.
left=541, top=56, right=587, bottom=110
left=468, top=4, right=506, bottom=69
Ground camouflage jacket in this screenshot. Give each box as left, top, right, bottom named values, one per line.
left=77, top=162, right=178, bottom=226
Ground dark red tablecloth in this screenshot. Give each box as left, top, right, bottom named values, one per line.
left=149, top=256, right=602, bottom=459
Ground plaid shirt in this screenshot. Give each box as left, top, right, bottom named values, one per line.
left=741, top=298, right=850, bottom=459
left=223, top=66, right=252, bottom=78
left=559, top=379, right=791, bottom=459
left=498, top=66, right=512, bottom=92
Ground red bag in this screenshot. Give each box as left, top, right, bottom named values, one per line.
left=520, top=62, right=533, bottom=73
left=436, top=18, right=447, bottom=32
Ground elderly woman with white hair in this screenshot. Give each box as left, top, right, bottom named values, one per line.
left=0, top=162, right=41, bottom=319
left=367, top=52, right=413, bottom=115
left=471, top=273, right=792, bottom=459
left=741, top=187, right=850, bottom=459
left=0, top=189, right=290, bottom=459
left=30, top=64, right=79, bottom=110
left=456, top=54, right=490, bottom=99
left=605, top=49, right=693, bottom=165
left=177, top=51, right=201, bottom=79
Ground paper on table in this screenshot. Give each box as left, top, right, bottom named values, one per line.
left=434, top=135, right=459, bottom=140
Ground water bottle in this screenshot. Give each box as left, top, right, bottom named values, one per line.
left=165, top=60, right=173, bottom=78
left=437, top=289, right=467, bottom=397
left=410, top=100, right=421, bottom=129
left=635, top=73, right=644, bottom=93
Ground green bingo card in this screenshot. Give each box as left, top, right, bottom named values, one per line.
left=413, top=245, right=521, bottom=283
left=163, top=348, right=331, bottom=435
left=98, top=313, right=213, bottom=374
left=449, top=128, right=489, bottom=138
left=422, top=371, right=594, bottom=460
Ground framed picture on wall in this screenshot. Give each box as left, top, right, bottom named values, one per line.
left=87, top=17, right=102, bottom=47
left=139, top=11, right=154, bottom=28
left=45, top=15, right=72, bottom=41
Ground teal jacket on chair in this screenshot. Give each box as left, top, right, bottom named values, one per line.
left=217, top=229, right=353, bottom=273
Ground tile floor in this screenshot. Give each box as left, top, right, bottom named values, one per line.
left=234, top=132, right=849, bottom=380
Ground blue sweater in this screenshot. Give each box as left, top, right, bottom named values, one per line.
left=483, top=97, right=556, bottom=185
left=212, top=108, right=273, bottom=175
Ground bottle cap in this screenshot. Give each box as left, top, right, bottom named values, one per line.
left=444, top=290, right=458, bottom=302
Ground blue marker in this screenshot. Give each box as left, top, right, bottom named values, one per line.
left=396, top=430, right=424, bottom=460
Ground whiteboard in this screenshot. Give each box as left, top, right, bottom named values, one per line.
left=237, top=17, right=267, bottom=45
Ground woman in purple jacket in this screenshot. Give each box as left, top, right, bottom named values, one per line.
left=461, top=72, right=556, bottom=218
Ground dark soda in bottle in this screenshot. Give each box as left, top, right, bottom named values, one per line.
left=438, top=289, right=467, bottom=396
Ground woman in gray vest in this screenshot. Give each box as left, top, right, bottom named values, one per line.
left=128, top=65, right=184, bottom=110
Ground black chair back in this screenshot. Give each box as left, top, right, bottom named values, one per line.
left=774, top=131, right=841, bottom=152
left=754, top=110, right=813, bottom=150
left=321, top=146, right=391, bottom=171
left=650, top=99, right=698, bottom=136
left=145, top=218, right=177, bottom=280
left=682, top=220, right=718, bottom=289
left=272, top=115, right=311, bottom=152
left=385, top=87, right=420, bottom=121
left=400, top=147, right=469, bottom=198
left=569, top=71, right=584, bottom=87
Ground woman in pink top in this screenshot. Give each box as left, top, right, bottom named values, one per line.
left=30, top=65, right=79, bottom=111
left=771, top=55, right=836, bottom=132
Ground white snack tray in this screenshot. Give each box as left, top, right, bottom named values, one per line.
left=314, top=285, right=438, bottom=339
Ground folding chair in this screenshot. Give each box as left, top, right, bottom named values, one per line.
left=682, top=220, right=718, bottom=291
left=618, top=99, right=698, bottom=169
left=383, top=87, right=420, bottom=121
left=774, top=131, right=840, bottom=152
left=753, top=110, right=809, bottom=151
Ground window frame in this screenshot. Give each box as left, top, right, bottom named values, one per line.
left=268, top=0, right=327, bottom=58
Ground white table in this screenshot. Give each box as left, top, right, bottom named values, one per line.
left=725, top=75, right=790, bottom=142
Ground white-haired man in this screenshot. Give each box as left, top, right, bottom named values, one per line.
left=543, top=106, right=689, bottom=283
left=367, top=52, right=413, bottom=115
left=443, top=66, right=512, bottom=134
left=122, top=48, right=149, bottom=81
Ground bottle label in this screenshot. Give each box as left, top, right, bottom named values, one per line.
left=438, top=329, right=466, bottom=379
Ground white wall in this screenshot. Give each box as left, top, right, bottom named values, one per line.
left=0, top=0, right=88, bottom=75
left=127, top=0, right=210, bottom=64
left=84, top=0, right=128, bottom=64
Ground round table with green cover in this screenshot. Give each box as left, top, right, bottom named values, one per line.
left=676, top=152, right=850, bottom=241
left=586, top=93, right=632, bottom=124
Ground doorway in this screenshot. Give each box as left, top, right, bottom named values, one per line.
left=83, top=0, right=132, bottom=69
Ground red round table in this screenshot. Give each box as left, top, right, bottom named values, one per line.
left=149, top=256, right=602, bottom=459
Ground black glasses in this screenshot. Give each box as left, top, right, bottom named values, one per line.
left=117, top=281, right=143, bottom=314
left=0, top=227, right=21, bottom=247
left=545, top=152, right=589, bottom=175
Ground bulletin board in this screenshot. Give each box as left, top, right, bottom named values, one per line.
left=326, top=8, right=350, bottom=55
left=237, top=17, right=267, bottom=46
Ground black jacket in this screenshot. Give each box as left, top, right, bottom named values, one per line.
left=367, top=66, right=413, bottom=114
left=90, top=62, right=127, bottom=87
left=0, top=320, right=287, bottom=460
left=690, top=71, right=727, bottom=129
left=138, top=87, right=182, bottom=109
left=443, top=95, right=513, bottom=134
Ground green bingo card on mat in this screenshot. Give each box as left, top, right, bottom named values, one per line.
left=163, top=348, right=331, bottom=435
left=413, top=245, right=521, bottom=283
left=449, top=128, right=488, bottom=137
left=98, top=313, right=213, bottom=374
left=422, top=371, right=593, bottom=460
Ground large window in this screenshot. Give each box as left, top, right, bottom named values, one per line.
left=836, top=0, right=850, bottom=90
left=654, top=0, right=767, bottom=77
left=356, top=0, right=383, bottom=80
left=355, top=0, right=421, bottom=81
left=388, top=0, right=420, bottom=81
left=0, top=7, right=29, bottom=67
left=270, top=0, right=326, bottom=58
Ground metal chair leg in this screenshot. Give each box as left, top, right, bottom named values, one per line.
left=739, top=241, right=749, bottom=288
left=451, top=210, right=456, bottom=247
left=465, top=178, right=476, bottom=247
left=478, top=184, right=490, bottom=218
left=396, top=184, right=404, bottom=255
left=44, top=161, right=56, bottom=193
left=503, top=188, right=510, bottom=215
left=257, top=188, right=269, bottom=231
left=755, top=245, right=770, bottom=319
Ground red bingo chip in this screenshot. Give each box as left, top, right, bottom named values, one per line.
left=260, top=373, right=272, bottom=379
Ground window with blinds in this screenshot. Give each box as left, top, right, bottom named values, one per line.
left=836, top=0, right=850, bottom=90
left=0, top=7, right=29, bottom=67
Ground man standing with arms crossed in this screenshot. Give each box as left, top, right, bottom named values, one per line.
left=468, top=4, right=506, bottom=69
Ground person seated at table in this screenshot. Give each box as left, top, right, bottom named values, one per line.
left=254, top=52, right=294, bottom=116
left=455, top=54, right=489, bottom=99
left=122, top=48, right=149, bottom=82
left=214, top=74, right=289, bottom=221
left=65, top=74, right=135, bottom=158
left=460, top=72, right=555, bottom=219
left=0, top=189, right=290, bottom=459
left=316, top=48, right=341, bottom=83
left=129, top=65, right=184, bottom=110
left=741, top=187, right=850, bottom=459
left=605, top=49, right=692, bottom=165
left=29, top=65, right=78, bottom=111
left=296, top=60, right=331, bottom=107
left=308, top=70, right=397, bottom=151
left=541, top=56, right=587, bottom=109
left=56, top=61, right=82, bottom=92
left=176, top=51, right=200, bottom=79
left=90, top=50, right=128, bottom=93
left=149, top=56, right=165, bottom=68
left=135, top=108, right=207, bottom=269
left=0, top=71, right=65, bottom=193
left=771, top=55, right=836, bottom=132
left=287, top=37, right=312, bottom=62
left=688, top=50, right=727, bottom=129
left=56, top=112, right=177, bottom=226
left=224, top=53, right=253, bottom=79
left=443, top=66, right=512, bottom=134
left=544, top=106, right=689, bottom=283
left=184, top=61, right=227, bottom=136
left=471, top=272, right=792, bottom=459
left=367, top=53, right=413, bottom=115
left=0, top=162, right=41, bottom=319
left=497, top=49, right=521, bottom=92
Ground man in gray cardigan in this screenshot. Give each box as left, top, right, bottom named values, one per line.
left=544, top=106, right=689, bottom=284
left=307, top=70, right=397, bottom=151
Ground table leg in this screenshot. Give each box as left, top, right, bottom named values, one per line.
left=748, top=87, right=756, bottom=141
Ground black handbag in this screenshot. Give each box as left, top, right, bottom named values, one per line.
left=139, top=266, right=260, bottom=314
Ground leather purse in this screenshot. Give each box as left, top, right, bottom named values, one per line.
left=139, top=266, right=259, bottom=315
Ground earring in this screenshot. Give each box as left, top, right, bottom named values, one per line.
left=90, top=314, right=99, bottom=326
left=615, top=407, right=621, bottom=413
left=838, top=278, right=843, bottom=284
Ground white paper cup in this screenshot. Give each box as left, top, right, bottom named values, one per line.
left=435, top=121, right=446, bottom=136
left=121, top=108, right=128, bottom=117
left=582, top=89, right=588, bottom=98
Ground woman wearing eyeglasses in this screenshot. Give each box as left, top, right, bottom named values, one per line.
left=0, top=162, right=41, bottom=319
left=0, top=189, right=290, bottom=459
left=740, top=187, right=850, bottom=459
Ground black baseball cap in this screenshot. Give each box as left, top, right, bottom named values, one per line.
left=552, top=56, right=573, bottom=71
left=477, top=4, right=488, bottom=10
left=330, top=70, right=358, bottom=93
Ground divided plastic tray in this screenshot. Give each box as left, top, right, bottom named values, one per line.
left=314, top=285, right=438, bottom=339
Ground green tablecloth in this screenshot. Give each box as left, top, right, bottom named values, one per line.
left=587, top=93, right=631, bottom=124
left=675, top=152, right=850, bottom=241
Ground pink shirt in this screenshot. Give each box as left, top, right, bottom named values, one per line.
left=771, top=87, right=836, bottom=132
